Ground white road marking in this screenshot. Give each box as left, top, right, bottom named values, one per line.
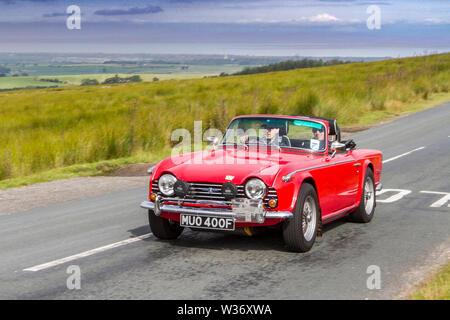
left=376, top=189, right=412, bottom=203
left=23, top=233, right=153, bottom=272
left=420, top=191, right=450, bottom=208
left=383, top=146, right=425, bottom=164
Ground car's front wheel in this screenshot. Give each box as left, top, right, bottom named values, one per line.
left=282, top=183, right=320, bottom=252
left=148, top=210, right=184, bottom=240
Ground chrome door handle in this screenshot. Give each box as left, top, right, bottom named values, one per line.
left=353, top=163, right=361, bottom=167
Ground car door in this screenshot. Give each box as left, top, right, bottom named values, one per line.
left=329, top=152, right=360, bottom=211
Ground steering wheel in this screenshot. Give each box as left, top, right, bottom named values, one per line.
left=246, top=136, right=263, bottom=144
left=298, top=139, right=310, bottom=148
left=281, top=135, right=291, bottom=147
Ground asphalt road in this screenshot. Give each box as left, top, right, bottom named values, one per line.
left=0, top=102, right=449, bottom=300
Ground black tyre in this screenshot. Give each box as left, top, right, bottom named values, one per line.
left=282, top=183, right=320, bottom=252
left=148, top=210, right=184, bottom=240
left=348, top=167, right=376, bottom=223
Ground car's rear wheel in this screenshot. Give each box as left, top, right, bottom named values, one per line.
left=282, top=183, right=320, bottom=252
left=148, top=210, right=184, bottom=240
left=348, top=167, right=376, bottom=223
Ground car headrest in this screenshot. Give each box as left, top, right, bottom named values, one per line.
left=298, top=116, right=341, bottom=142
left=329, top=119, right=341, bottom=141
left=279, top=121, right=288, bottom=136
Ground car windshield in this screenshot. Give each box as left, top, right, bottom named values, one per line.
left=221, top=117, right=327, bottom=152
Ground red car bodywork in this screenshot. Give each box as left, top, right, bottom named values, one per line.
left=146, top=115, right=382, bottom=228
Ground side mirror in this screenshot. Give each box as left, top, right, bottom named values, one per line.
left=330, top=141, right=346, bottom=157
left=331, top=141, right=346, bottom=151
left=206, top=136, right=219, bottom=145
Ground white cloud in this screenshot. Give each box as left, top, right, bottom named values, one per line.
left=295, top=13, right=340, bottom=24
left=309, top=13, right=339, bottom=22
left=309, top=13, right=339, bottom=23
left=424, top=18, right=448, bottom=25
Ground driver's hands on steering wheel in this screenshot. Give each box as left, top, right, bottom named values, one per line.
left=240, top=136, right=264, bottom=144
left=239, top=135, right=249, bottom=144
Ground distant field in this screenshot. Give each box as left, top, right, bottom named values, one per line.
left=0, top=76, right=64, bottom=90
left=0, top=53, right=449, bottom=182
left=0, top=62, right=247, bottom=90
left=39, top=73, right=218, bottom=85
left=0, top=73, right=219, bottom=90
left=1, top=62, right=246, bottom=77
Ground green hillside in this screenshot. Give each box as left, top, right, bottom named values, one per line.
left=0, top=53, right=449, bottom=183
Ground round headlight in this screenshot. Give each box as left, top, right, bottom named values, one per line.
left=158, top=174, right=177, bottom=196
left=245, top=178, right=267, bottom=199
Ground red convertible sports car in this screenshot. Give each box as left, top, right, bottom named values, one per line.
left=141, top=115, right=383, bottom=252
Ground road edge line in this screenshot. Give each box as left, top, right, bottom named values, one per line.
left=23, top=233, right=153, bottom=272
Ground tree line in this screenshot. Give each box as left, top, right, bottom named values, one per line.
left=228, top=58, right=352, bottom=76
left=81, top=74, right=142, bottom=86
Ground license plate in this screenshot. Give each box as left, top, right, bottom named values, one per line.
left=180, top=214, right=235, bottom=231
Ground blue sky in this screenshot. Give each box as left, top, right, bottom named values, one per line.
left=0, top=0, right=449, bottom=56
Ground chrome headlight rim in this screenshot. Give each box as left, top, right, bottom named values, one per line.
left=244, top=178, right=267, bottom=200
left=158, top=173, right=177, bottom=196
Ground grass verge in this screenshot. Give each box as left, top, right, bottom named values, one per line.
left=356, top=91, right=450, bottom=126
left=409, top=262, right=450, bottom=300
left=0, top=150, right=169, bottom=190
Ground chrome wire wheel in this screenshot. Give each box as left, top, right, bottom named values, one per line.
left=364, top=177, right=375, bottom=216
left=283, top=183, right=318, bottom=252
left=302, top=195, right=317, bottom=242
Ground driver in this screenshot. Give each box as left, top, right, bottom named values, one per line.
left=261, top=123, right=287, bottom=146
left=312, top=127, right=326, bottom=150
left=241, top=122, right=290, bottom=147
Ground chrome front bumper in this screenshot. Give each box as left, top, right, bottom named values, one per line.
left=140, top=200, right=293, bottom=224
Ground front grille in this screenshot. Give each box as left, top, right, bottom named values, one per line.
left=189, top=182, right=245, bottom=201
left=151, top=180, right=277, bottom=206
